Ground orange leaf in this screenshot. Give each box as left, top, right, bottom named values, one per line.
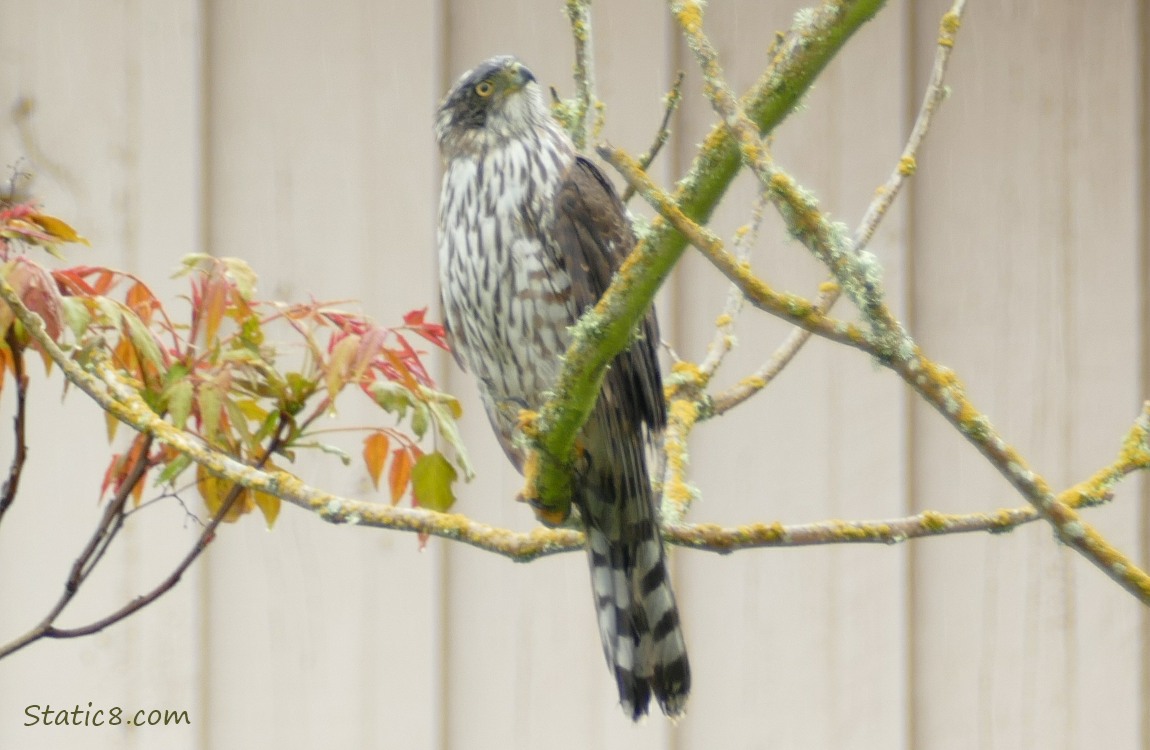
left=99, top=453, right=120, bottom=500
left=382, top=347, right=421, bottom=391
left=388, top=447, right=414, bottom=505
left=112, top=335, right=141, bottom=382
left=125, top=281, right=159, bottom=324
left=126, top=433, right=150, bottom=507
left=362, top=432, right=390, bottom=490
left=200, top=269, right=228, bottom=346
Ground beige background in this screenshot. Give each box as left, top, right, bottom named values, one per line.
left=0, top=1, right=1146, bottom=748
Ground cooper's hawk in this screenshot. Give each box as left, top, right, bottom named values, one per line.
left=435, top=56, right=690, bottom=719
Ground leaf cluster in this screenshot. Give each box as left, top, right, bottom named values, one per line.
left=0, top=203, right=471, bottom=526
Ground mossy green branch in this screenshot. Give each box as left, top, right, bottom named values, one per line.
left=677, top=0, right=886, bottom=227
left=527, top=0, right=886, bottom=519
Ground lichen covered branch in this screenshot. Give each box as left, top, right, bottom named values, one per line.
left=564, top=0, right=599, bottom=149
left=710, top=0, right=967, bottom=415
left=2, top=268, right=1145, bottom=591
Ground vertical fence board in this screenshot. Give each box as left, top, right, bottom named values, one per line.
left=0, top=3, right=205, bottom=750
left=201, top=2, right=443, bottom=748
left=910, top=2, right=1143, bottom=748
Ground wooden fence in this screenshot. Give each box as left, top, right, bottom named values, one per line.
left=1, top=1, right=1146, bottom=748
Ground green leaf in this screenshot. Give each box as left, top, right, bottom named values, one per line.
left=221, top=256, right=258, bottom=300
left=163, top=362, right=191, bottom=386
left=166, top=379, right=194, bottom=429
left=156, top=452, right=193, bottom=485
left=253, top=408, right=283, bottom=444
left=122, top=308, right=166, bottom=390
left=223, top=396, right=255, bottom=446
left=59, top=297, right=92, bottom=339
left=410, top=402, right=429, bottom=439
left=92, top=296, right=124, bottom=328
left=199, top=382, right=224, bottom=443
left=426, top=399, right=475, bottom=480
left=285, top=371, right=316, bottom=409
left=411, top=452, right=457, bottom=512
left=173, top=253, right=213, bottom=278
left=326, top=334, right=360, bottom=404
left=238, top=313, right=265, bottom=347
left=369, top=380, right=412, bottom=420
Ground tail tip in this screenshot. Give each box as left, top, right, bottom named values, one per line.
left=618, top=680, right=689, bottom=721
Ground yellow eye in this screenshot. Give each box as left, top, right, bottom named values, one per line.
left=475, top=80, right=495, bottom=97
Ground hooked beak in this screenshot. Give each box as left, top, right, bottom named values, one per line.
left=505, top=61, right=536, bottom=92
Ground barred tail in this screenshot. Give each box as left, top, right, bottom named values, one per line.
left=580, top=416, right=690, bottom=719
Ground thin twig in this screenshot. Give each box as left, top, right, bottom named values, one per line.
left=564, top=0, right=598, bottom=149
left=622, top=71, right=685, bottom=204
left=660, top=191, right=769, bottom=521
left=708, top=282, right=840, bottom=415
left=78, top=440, right=151, bottom=583
left=0, top=327, right=29, bottom=526
left=697, top=189, right=770, bottom=378
left=711, top=0, right=965, bottom=416
left=43, top=419, right=289, bottom=641
left=0, top=434, right=153, bottom=659
left=853, top=0, right=965, bottom=252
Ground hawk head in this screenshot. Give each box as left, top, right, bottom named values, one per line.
left=435, top=56, right=548, bottom=159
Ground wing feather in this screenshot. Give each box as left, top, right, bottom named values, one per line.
left=550, top=156, right=666, bottom=433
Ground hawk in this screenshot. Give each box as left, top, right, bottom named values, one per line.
left=435, top=56, right=690, bottom=719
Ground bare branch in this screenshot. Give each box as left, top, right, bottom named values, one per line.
left=0, top=435, right=153, bottom=659
left=673, top=0, right=906, bottom=353
left=711, top=0, right=967, bottom=416
left=622, top=71, right=685, bottom=204
left=43, top=420, right=289, bottom=641
left=564, top=0, right=598, bottom=149
left=1, top=266, right=1146, bottom=607
left=709, top=281, right=840, bottom=416
left=0, top=327, right=28, bottom=527
left=695, top=189, right=769, bottom=378
left=853, top=0, right=966, bottom=252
